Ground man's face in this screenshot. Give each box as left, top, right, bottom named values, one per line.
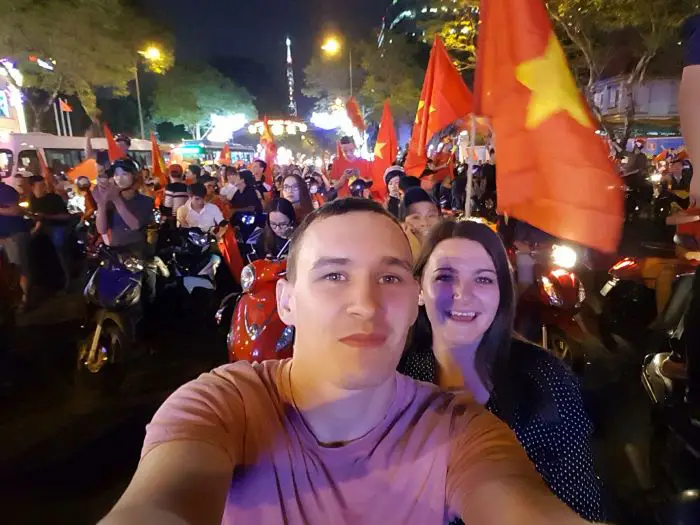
left=190, top=195, right=205, bottom=211
left=252, top=162, right=264, bottom=179
left=341, top=143, right=356, bottom=160
left=32, top=180, right=47, bottom=198
left=277, top=212, right=419, bottom=390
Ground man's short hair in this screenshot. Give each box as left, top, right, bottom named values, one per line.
left=188, top=164, right=202, bottom=178
left=255, top=159, right=268, bottom=171
left=188, top=182, right=207, bottom=199
left=287, top=198, right=403, bottom=283
left=28, top=175, right=45, bottom=185
left=225, top=165, right=238, bottom=177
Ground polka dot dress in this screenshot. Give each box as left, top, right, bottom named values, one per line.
left=398, top=339, right=606, bottom=523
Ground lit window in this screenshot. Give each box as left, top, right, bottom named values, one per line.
left=421, top=6, right=428, bottom=13
left=430, top=7, right=438, bottom=13
left=441, top=6, right=448, bottom=11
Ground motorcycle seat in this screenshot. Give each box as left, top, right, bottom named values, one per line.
left=650, top=273, right=695, bottom=332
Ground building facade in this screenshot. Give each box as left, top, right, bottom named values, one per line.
left=378, top=0, right=463, bottom=46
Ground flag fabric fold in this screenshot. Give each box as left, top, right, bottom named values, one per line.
left=218, top=144, right=231, bottom=166
left=346, top=97, right=366, bottom=133
left=66, top=159, right=99, bottom=183
left=259, top=117, right=277, bottom=177
left=103, top=123, right=125, bottom=163
left=404, top=36, right=474, bottom=177
left=150, top=132, right=167, bottom=187
left=474, top=0, right=623, bottom=252
left=370, top=100, right=398, bottom=200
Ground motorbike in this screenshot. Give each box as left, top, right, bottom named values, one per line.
left=599, top=244, right=697, bottom=353
left=222, top=244, right=293, bottom=363
left=77, top=244, right=169, bottom=390
left=218, top=211, right=267, bottom=288
left=513, top=242, right=587, bottom=369
left=641, top=274, right=700, bottom=501
left=159, top=227, right=221, bottom=317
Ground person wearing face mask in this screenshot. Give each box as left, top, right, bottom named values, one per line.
left=254, top=198, right=296, bottom=259
left=95, top=159, right=154, bottom=259
left=399, top=188, right=441, bottom=259
left=398, top=219, right=605, bottom=523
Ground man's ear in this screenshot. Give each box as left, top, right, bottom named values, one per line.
left=276, top=278, right=294, bottom=326
left=418, top=289, right=425, bottom=307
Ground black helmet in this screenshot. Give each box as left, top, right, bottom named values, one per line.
left=349, top=178, right=373, bottom=198
left=75, top=176, right=91, bottom=190
left=114, top=133, right=131, bottom=146
left=106, top=158, right=139, bottom=177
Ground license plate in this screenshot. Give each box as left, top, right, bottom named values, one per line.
left=600, top=279, right=617, bottom=297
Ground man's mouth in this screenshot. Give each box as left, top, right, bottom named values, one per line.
left=445, top=310, right=479, bottom=323
left=339, top=333, right=388, bottom=348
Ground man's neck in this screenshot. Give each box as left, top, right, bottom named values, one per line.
left=121, top=189, right=136, bottom=200
left=288, top=357, right=397, bottom=445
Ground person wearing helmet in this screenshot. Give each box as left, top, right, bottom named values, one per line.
left=94, top=158, right=154, bottom=258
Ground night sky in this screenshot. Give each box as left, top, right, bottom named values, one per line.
left=140, top=0, right=390, bottom=116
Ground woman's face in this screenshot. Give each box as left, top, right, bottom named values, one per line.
left=282, top=176, right=301, bottom=204
left=269, top=210, right=293, bottom=239
left=405, top=201, right=440, bottom=240
left=421, top=238, right=500, bottom=346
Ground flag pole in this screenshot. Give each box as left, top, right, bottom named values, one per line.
left=66, top=101, right=73, bottom=136
left=464, top=113, right=477, bottom=216
left=61, top=107, right=69, bottom=138
left=53, top=100, right=62, bottom=136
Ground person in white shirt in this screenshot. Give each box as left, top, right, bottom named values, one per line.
left=176, top=183, right=224, bottom=233
left=219, top=166, right=239, bottom=201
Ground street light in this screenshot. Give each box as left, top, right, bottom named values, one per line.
left=321, top=36, right=353, bottom=97
left=135, top=45, right=163, bottom=139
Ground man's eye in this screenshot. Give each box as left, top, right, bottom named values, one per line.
left=380, top=275, right=402, bottom=284
left=323, top=273, right=345, bottom=282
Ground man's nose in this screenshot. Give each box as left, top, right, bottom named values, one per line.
left=346, top=278, right=381, bottom=320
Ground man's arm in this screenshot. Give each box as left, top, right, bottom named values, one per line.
left=112, top=196, right=141, bottom=231
left=99, top=441, right=232, bottom=525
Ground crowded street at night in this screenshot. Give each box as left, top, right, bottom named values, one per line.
left=1, top=1, right=700, bottom=524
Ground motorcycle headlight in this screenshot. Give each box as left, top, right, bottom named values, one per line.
left=122, top=256, right=145, bottom=273
left=540, top=275, right=563, bottom=307
left=240, top=264, right=256, bottom=293
left=275, top=326, right=295, bottom=353
left=551, top=245, right=577, bottom=269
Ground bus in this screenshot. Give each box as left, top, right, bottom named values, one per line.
left=0, top=132, right=155, bottom=184
left=169, top=139, right=256, bottom=169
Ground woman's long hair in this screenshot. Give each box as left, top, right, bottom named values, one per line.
left=262, top=198, right=297, bottom=257
left=283, top=173, right=313, bottom=220
left=410, top=219, right=517, bottom=403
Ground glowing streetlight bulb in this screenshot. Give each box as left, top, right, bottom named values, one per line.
left=321, top=37, right=341, bottom=55
left=142, top=46, right=162, bottom=61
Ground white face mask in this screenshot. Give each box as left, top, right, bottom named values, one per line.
left=114, top=174, right=133, bottom=189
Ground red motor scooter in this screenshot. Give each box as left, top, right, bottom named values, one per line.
left=226, top=257, right=294, bottom=363
left=513, top=243, right=587, bottom=369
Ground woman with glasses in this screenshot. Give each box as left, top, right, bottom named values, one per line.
left=281, top=173, right=313, bottom=221
left=255, top=198, right=297, bottom=259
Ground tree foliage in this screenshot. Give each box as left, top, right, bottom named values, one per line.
left=418, top=1, right=480, bottom=71
left=302, top=33, right=423, bottom=125
left=152, top=62, right=257, bottom=140
left=0, top=0, right=173, bottom=130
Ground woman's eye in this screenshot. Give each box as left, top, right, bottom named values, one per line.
left=435, top=273, right=454, bottom=283
left=476, top=276, right=494, bottom=285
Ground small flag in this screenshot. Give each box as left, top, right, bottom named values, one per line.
left=59, top=99, right=72, bottom=113
left=370, top=100, right=397, bottom=200
left=103, top=123, right=125, bottom=163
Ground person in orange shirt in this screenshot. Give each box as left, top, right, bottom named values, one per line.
left=332, top=136, right=372, bottom=198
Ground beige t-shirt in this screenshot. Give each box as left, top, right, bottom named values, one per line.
left=142, top=359, right=541, bottom=524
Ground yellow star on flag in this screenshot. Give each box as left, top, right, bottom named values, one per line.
left=415, top=100, right=425, bottom=123
left=515, top=33, right=592, bottom=130
left=374, top=141, right=386, bottom=159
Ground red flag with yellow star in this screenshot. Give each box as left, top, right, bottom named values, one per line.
left=474, top=0, right=623, bottom=252
left=218, top=144, right=231, bottom=166
left=404, top=36, right=473, bottom=177
left=370, top=100, right=397, bottom=200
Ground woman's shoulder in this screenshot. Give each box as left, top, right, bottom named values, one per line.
left=501, top=339, right=586, bottom=424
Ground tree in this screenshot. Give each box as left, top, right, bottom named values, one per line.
left=418, top=1, right=480, bottom=71
left=358, top=34, right=423, bottom=122
left=0, top=0, right=173, bottom=131
left=152, top=63, right=257, bottom=140
left=302, top=53, right=355, bottom=113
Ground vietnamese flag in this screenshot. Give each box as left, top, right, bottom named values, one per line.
left=66, top=158, right=99, bottom=183
left=346, top=97, right=366, bottom=133
left=102, top=123, right=125, bottom=163
left=150, top=132, right=167, bottom=187
left=370, top=100, right=397, bottom=200
left=37, top=149, right=53, bottom=190
left=218, top=144, right=231, bottom=166
left=259, top=116, right=277, bottom=177
left=404, top=36, right=473, bottom=177
left=474, top=0, right=623, bottom=252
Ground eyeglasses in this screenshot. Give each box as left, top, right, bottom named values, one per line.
left=270, top=221, right=291, bottom=230
left=283, top=184, right=300, bottom=192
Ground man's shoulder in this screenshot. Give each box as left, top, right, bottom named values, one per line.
left=166, top=182, right=188, bottom=192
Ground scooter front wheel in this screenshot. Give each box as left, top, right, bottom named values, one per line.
left=75, top=314, right=127, bottom=393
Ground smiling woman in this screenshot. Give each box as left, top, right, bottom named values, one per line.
left=398, top=219, right=606, bottom=523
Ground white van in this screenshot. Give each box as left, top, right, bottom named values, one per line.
left=0, top=132, right=154, bottom=186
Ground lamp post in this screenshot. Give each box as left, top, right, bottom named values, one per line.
left=321, top=36, right=353, bottom=97
left=135, top=46, right=162, bottom=139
